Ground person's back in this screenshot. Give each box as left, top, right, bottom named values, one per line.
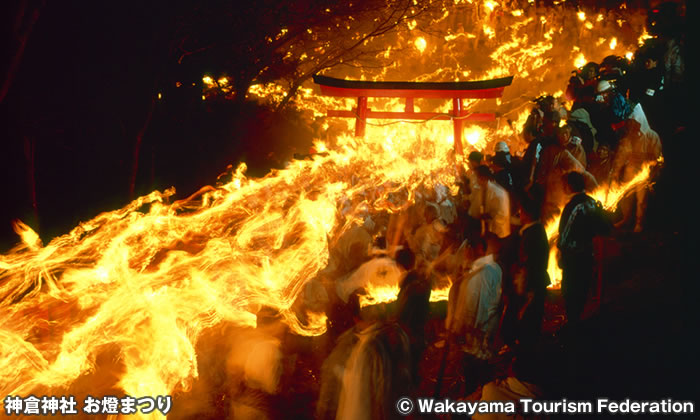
left=484, top=180, right=511, bottom=239
left=567, top=62, right=599, bottom=109
left=567, top=117, right=595, bottom=157
left=475, top=166, right=511, bottom=239
left=522, top=109, right=561, bottom=190
left=411, top=218, right=445, bottom=262
left=521, top=107, right=544, bottom=145
left=533, top=140, right=564, bottom=187
left=594, top=80, right=631, bottom=149
left=335, top=322, right=412, bottom=420
left=502, top=196, right=550, bottom=350
left=535, top=142, right=585, bottom=223
left=519, top=222, right=550, bottom=293
left=521, top=134, right=550, bottom=186
left=492, top=148, right=515, bottom=196
left=316, top=328, right=358, bottom=420
left=396, top=271, right=431, bottom=334
left=447, top=236, right=503, bottom=359
left=329, top=224, right=372, bottom=275
left=472, top=352, right=547, bottom=420
left=557, top=172, right=611, bottom=325
left=463, top=255, right=502, bottom=359
left=565, top=136, right=587, bottom=168
left=394, top=248, right=431, bottom=343
left=611, top=109, right=662, bottom=183
left=610, top=114, right=661, bottom=232
left=494, top=168, right=514, bottom=193
left=629, top=50, right=665, bottom=133
left=558, top=192, right=607, bottom=256
left=395, top=266, right=431, bottom=384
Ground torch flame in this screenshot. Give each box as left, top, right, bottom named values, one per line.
left=12, top=220, right=42, bottom=251
left=414, top=37, right=427, bottom=53
left=638, top=28, right=653, bottom=46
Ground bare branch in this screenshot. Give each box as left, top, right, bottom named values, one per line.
left=177, top=45, right=216, bottom=64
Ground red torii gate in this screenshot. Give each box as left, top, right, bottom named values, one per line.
left=313, top=74, right=514, bottom=157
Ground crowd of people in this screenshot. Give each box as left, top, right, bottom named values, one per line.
left=297, top=4, right=687, bottom=419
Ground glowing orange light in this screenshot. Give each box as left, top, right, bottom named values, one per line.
left=465, top=127, right=487, bottom=147
left=482, top=25, right=495, bottom=39
left=414, top=37, right=427, bottom=53
left=638, top=28, right=652, bottom=46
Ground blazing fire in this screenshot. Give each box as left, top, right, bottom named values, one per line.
left=0, top=0, right=658, bottom=414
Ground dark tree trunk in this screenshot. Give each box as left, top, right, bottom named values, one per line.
left=128, top=98, right=156, bottom=199
left=22, top=135, right=39, bottom=231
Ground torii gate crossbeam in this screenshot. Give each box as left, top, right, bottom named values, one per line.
left=312, top=74, right=514, bottom=157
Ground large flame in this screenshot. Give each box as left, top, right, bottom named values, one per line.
left=1, top=1, right=656, bottom=415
